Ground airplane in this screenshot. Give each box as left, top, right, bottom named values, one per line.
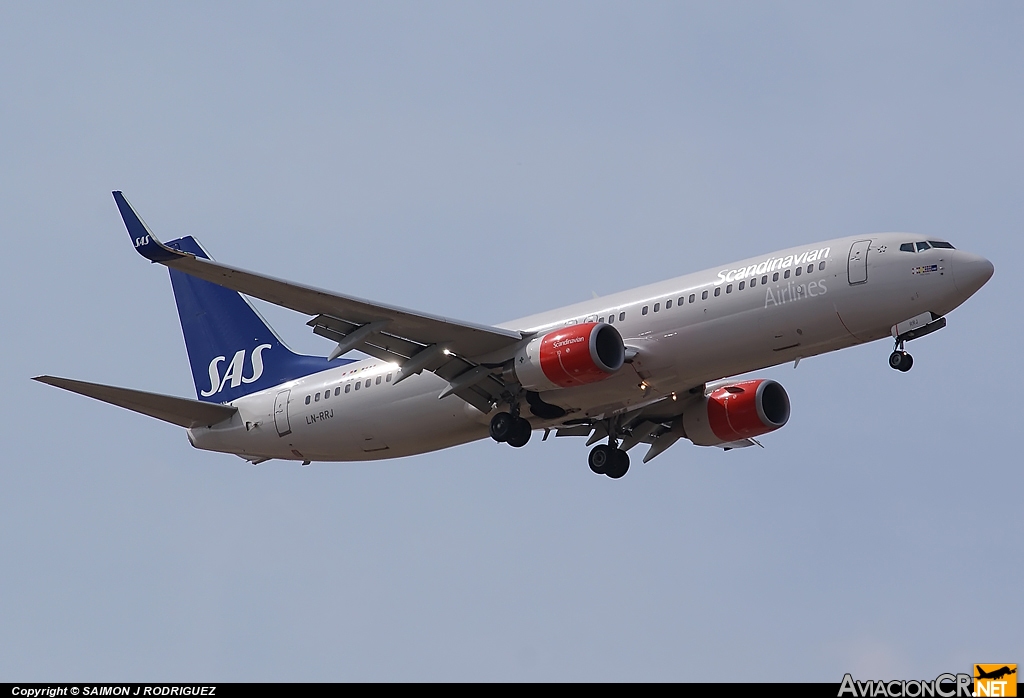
left=976, top=666, right=1016, bottom=681
left=34, top=192, right=994, bottom=478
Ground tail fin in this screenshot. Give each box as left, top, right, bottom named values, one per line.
left=164, top=236, right=351, bottom=403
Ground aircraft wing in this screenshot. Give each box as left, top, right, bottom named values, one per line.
left=33, top=376, right=238, bottom=429
left=114, top=192, right=522, bottom=412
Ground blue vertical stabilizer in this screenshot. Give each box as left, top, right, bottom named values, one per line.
left=164, top=236, right=351, bottom=403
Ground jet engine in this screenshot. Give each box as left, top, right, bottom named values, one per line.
left=509, top=322, right=625, bottom=392
left=683, top=379, right=791, bottom=446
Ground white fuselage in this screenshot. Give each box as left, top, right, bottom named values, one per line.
left=189, top=233, right=989, bottom=462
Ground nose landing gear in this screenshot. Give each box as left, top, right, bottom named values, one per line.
left=889, top=348, right=914, bottom=372
left=888, top=312, right=947, bottom=373
left=888, top=331, right=915, bottom=372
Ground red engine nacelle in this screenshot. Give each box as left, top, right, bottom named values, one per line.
left=511, top=322, right=625, bottom=391
left=683, top=379, right=791, bottom=446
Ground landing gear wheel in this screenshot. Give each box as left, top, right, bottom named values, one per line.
left=889, top=350, right=913, bottom=372
left=506, top=417, right=532, bottom=448
left=589, top=445, right=612, bottom=474
left=898, top=352, right=913, bottom=372
left=889, top=351, right=904, bottom=370
left=489, top=412, right=515, bottom=442
left=605, top=449, right=630, bottom=479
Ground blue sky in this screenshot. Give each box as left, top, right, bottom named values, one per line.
left=1, top=1, right=1021, bottom=681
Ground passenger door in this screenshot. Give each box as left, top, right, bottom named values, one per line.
left=848, top=240, right=870, bottom=285
left=274, top=389, right=292, bottom=437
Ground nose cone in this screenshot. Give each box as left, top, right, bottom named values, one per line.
left=951, top=250, right=994, bottom=297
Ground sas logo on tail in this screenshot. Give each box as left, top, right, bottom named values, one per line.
left=201, top=344, right=272, bottom=397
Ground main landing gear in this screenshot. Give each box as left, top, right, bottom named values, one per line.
left=490, top=411, right=532, bottom=448
left=589, top=443, right=630, bottom=479
left=491, top=408, right=631, bottom=478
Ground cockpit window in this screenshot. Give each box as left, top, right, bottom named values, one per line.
left=915, top=241, right=931, bottom=252
left=900, top=243, right=915, bottom=252
left=928, top=240, right=955, bottom=249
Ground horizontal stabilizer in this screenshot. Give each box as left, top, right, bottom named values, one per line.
left=33, top=376, right=237, bottom=428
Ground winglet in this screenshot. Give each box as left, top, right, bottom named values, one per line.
left=112, top=191, right=189, bottom=263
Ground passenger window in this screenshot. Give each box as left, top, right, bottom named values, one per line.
left=376, top=376, right=382, bottom=385
left=345, top=384, right=351, bottom=393
left=619, top=312, right=625, bottom=321
left=784, top=270, right=791, bottom=279
left=678, top=296, right=685, bottom=306
left=916, top=241, right=931, bottom=252
left=314, top=393, right=320, bottom=402
left=749, top=278, right=755, bottom=288
left=386, top=374, right=392, bottom=382
left=354, top=382, right=360, bottom=391
left=739, top=281, right=746, bottom=290
left=795, top=267, right=802, bottom=276
left=689, top=294, right=695, bottom=303
left=807, top=264, right=814, bottom=274
left=666, top=299, right=672, bottom=309
left=818, top=261, right=825, bottom=271
left=642, top=306, right=648, bottom=315
left=653, top=303, right=660, bottom=312
left=335, top=387, right=340, bottom=396
left=607, top=314, right=614, bottom=324
left=365, top=379, right=371, bottom=388
left=305, top=395, right=311, bottom=405
left=726, top=284, right=732, bottom=294
left=714, top=287, right=721, bottom=297
left=929, top=241, right=955, bottom=249
left=762, top=275, right=768, bottom=284
left=702, top=290, right=708, bottom=300
left=324, top=390, right=330, bottom=400
left=773, top=272, right=779, bottom=282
